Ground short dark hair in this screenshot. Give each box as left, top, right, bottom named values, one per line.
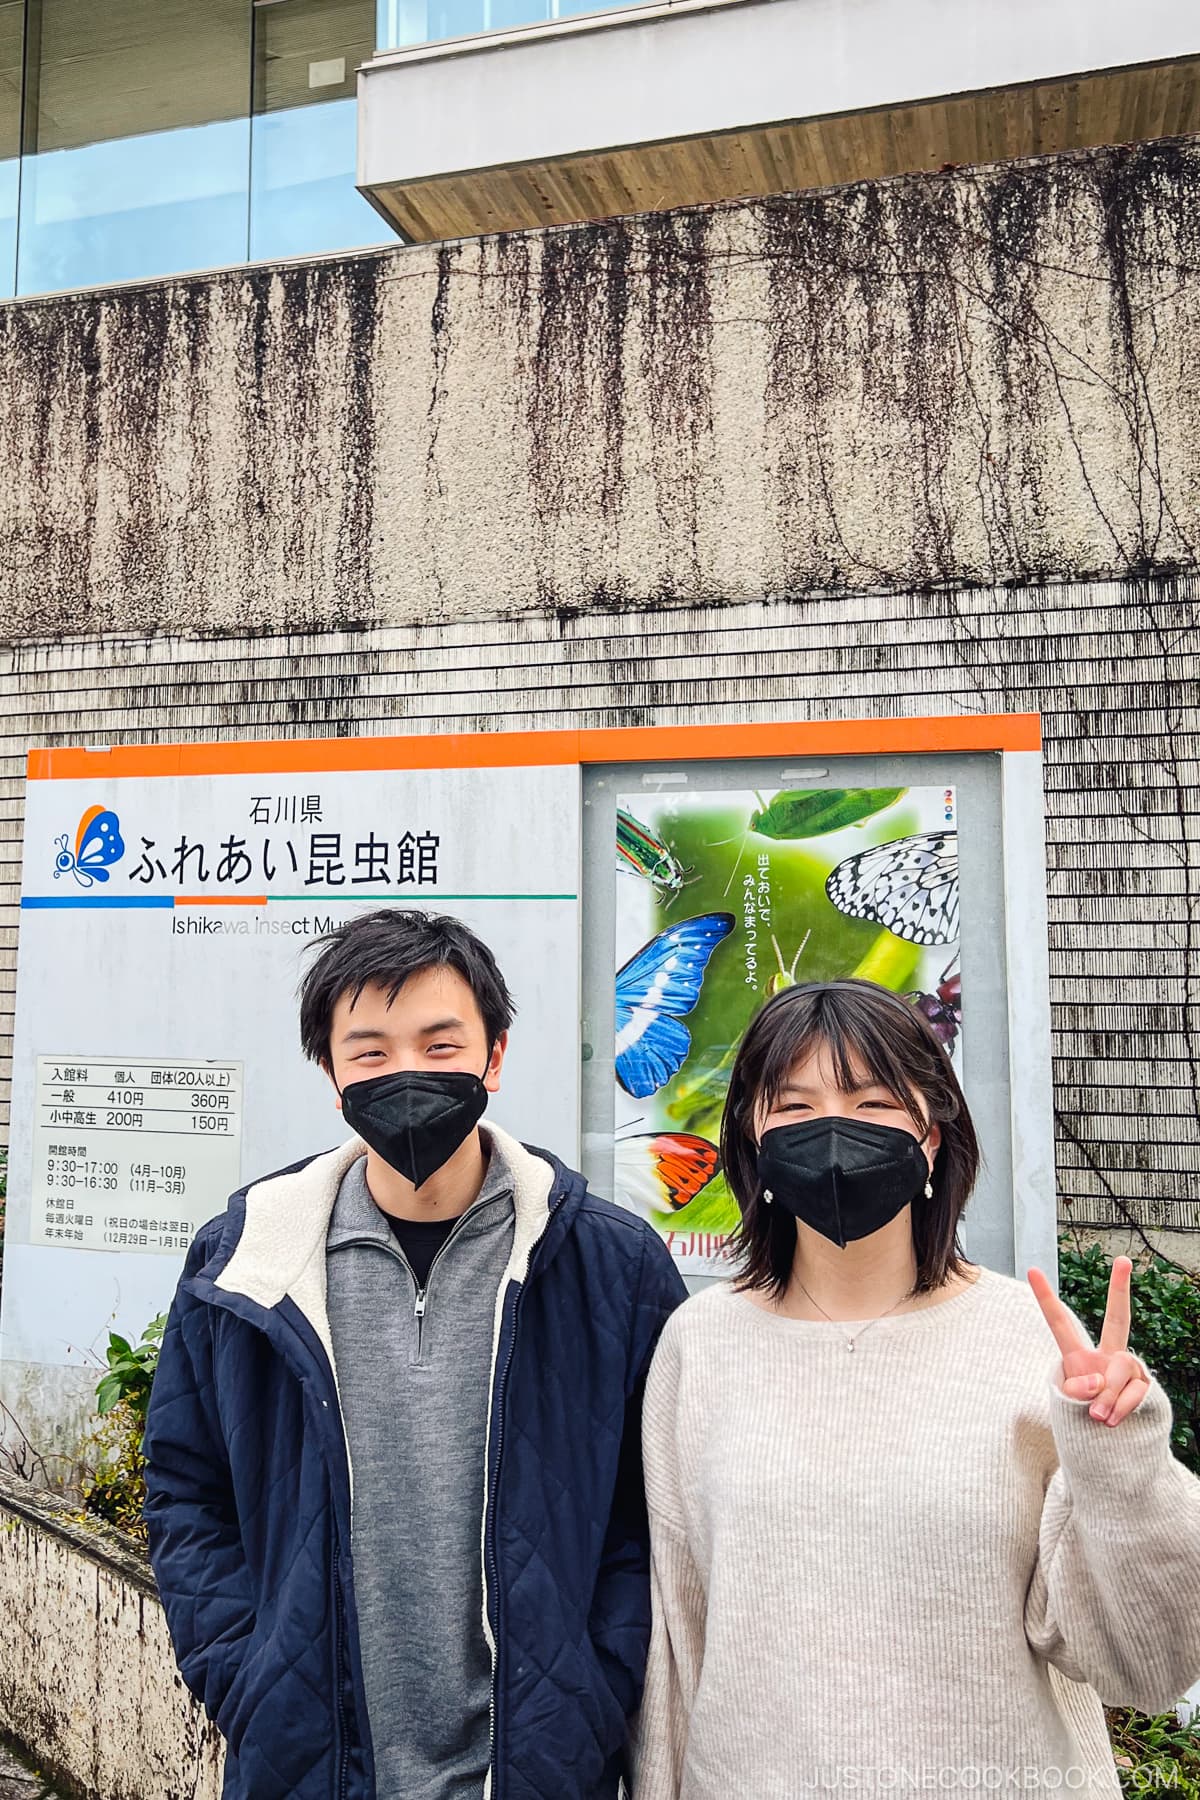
left=720, top=978, right=979, bottom=1298
left=298, top=909, right=516, bottom=1066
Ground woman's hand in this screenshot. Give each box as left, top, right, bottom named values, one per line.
left=1028, top=1257, right=1150, bottom=1426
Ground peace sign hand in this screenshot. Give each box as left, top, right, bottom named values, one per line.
left=1027, top=1257, right=1151, bottom=1427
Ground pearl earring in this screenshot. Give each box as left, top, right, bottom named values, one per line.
left=924, top=1178, right=933, bottom=1200
left=762, top=1189, right=774, bottom=1206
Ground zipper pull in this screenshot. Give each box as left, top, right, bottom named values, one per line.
left=414, top=1288, right=428, bottom=1320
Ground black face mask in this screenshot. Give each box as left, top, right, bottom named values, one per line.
left=339, top=1067, right=490, bottom=1188
left=757, top=1117, right=930, bottom=1249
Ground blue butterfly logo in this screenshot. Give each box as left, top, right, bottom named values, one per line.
left=615, top=912, right=735, bottom=1098
left=53, top=806, right=125, bottom=889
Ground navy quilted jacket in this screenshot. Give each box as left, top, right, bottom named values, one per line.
left=143, top=1127, right=686, bottom=1800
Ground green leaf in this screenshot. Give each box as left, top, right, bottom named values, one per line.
left=749, top=788, right=907, bottom=841
left=849, top=929, right=922, bottom=991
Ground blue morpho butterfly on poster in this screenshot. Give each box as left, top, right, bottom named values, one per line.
left=614, top=912, right=735, bottom=1099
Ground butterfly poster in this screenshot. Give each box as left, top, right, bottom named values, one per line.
left=612, top=786, right=963, bottom=1274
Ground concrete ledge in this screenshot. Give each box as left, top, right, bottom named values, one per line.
left=359, top=0, right=1200, bottom=188
left=0, top=1474, right=223, bottom=1800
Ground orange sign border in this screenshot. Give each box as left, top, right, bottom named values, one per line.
left=27, top=716, right=1039, bottom=782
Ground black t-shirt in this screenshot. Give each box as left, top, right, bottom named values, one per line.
left=387, top=1213, right=457, bottom=1289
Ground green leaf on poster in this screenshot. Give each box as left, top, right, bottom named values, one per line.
left=749, top=788, right=907, bottom=840
left=849, top=928, right=922, bottom=990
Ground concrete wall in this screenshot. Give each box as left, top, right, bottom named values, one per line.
left=0, top=1475, right=223, bottom=1800
left=5, top=137, right=1200, bottom=636
left=0, top=138, right=1197, bottom=1251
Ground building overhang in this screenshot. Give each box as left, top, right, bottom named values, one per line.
left=357, top=0, right=1200, bottom=241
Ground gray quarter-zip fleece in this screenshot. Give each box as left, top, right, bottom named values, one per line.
left=326, top=1129, right=516, bottom=1800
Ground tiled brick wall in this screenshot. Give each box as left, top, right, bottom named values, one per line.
left=2, top=580, right=1195, bottom=1234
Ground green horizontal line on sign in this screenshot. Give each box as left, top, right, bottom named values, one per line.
left=267, top=893, right=578, bottom=902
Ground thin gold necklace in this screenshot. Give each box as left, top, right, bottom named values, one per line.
left=792, top=1277, right=915, bottom=1352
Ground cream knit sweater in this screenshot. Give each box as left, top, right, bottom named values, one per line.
left=634, top=1268, right=1200, bottom=1799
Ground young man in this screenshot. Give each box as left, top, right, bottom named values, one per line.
left=143, top=909, right=686, bottom=1800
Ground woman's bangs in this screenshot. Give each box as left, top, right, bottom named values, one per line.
left=826, top=1004, right=930, bottom=1134
left=756, top=989, right=925, bottom=1131
left=755, top=1011, right=827, bottom=1111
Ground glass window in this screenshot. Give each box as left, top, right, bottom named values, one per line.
left=16, top=0, right=252, bottom=296
left=11, top=0, right=387, bottom=297
left=376, top=0, right=657, bottom=51
left=0, top=0, right=20, bottom=297
left=250, top=0, right=387, bottom=262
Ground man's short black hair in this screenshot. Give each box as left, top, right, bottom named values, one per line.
left=299, top=909, right=516, bottom=1067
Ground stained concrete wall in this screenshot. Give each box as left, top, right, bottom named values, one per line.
left=0, top=1476, right=223, bottom=1800
left=3, top=138, right=1200, bottom=637
left=0, top=138, right=1196, bottom=1254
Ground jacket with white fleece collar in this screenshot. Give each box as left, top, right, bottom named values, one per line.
left=143, top=1124, right=687, bottom=1800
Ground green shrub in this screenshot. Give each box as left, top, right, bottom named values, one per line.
left=81, top=1313, right=165, bottom=1540
left=81, top=1398, right=151, bottom=1540
left=94, top=1313, right=166, bottom=1428
left=1058, top=1240, right=1200, bottom=1476
left=1107, top=1707, right=1200, bottom=1797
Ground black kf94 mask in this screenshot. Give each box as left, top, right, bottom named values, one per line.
left=339, top=1068, right=489, bottom=1189
left=757, top=1116, right=930, bottom=1248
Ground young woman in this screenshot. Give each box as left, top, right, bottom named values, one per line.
left=634, top=978, right=1200, bottom=1799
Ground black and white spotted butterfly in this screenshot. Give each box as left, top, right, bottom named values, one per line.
left=825, top=832, right=959, bottom=947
